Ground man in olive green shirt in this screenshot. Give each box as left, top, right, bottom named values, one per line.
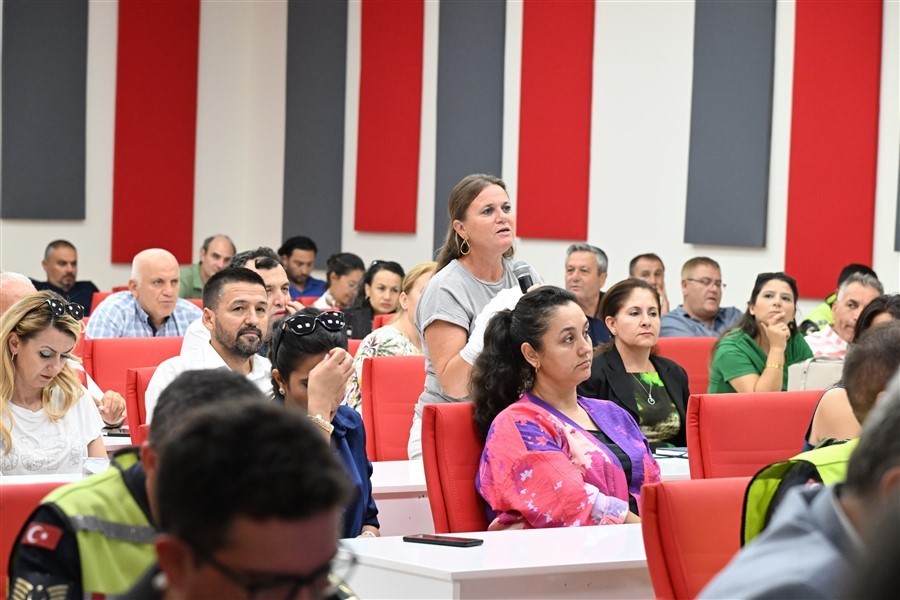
left=178, top=234, right=236, bottom=299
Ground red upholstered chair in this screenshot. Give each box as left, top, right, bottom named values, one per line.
left=360, top=356, right=426, bottom=461
left=348, top=339, right=362, bottom=357
left=372, top=314, right=394, bottom=330
left=422, top=403, right=489, bottom=534
left=126, top=367, right=157, bottom=445
left=641, top=476, right=750, bottom=599
left=297, top=296, right=318, bottom=306
left=654, top=337, right=717, bottom=396
left=687, top=390, right=822, bottom=479
left=90, top=291, right=113, bottom=314
left=82, top=337, right=182, bottom=396
left=186, top=298, right=203, bottom=308
left=1, top=480, right=69, bottom=587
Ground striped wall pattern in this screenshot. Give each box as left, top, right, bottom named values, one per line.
left=1, top=0, right=897, bottom=302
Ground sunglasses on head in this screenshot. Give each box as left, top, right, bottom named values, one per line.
left=281, top=311, right=346, bottom=336
left=42, top=298, right=84, bottom=321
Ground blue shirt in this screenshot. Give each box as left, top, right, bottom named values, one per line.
left=332, top=405, right=379, bottom=538
left=289, top=277, right=326, bottom=299
left=84, top=291, right=202, bottom=338
left=660, top=305, right=742, bottom=338
left=32, top=280, right=100, bottom=315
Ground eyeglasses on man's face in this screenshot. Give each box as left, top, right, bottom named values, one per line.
left=686, top=277, right=725, bottom=289
left=186, top=539, right=357, bottom=600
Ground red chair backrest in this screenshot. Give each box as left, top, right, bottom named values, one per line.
left=297, top=296, right=318, bottom=306
left=82, top=337, right=182, bottom=396
left=126, top=367, right=158, bottom=445
left=0, top=481, right=69, bottom=587
left=360, top=356, right=425, bottom=461
left=687, top=390, right=822, bottom=478
left=186, top=298, right=203, bottom=308
left=654, top=337, right=717, bottom=396
left=372, top=314, right=395, bottom=330
left=90, top=291, right=113, bottom=314
left=348, top=339, right=362, bottom=356
left=641, top=477, right=750, bottom=599
left=422, top=403, right=489, bottom=534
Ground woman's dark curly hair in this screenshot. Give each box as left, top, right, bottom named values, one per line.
left=470, top=286, right=579, bottom=437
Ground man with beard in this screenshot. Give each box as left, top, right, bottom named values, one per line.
left=144, top=268, right=272, bottom=420
left=180, top=247, right=301, bottom=357
left=32, top=240, right=100, bottom=315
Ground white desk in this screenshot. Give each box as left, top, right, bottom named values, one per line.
left=371, top=456, right=689, bottom=537
left=103, top=432, right=133, bottom=452
left=371, top=461, right=433, bottom=536
left=341, top=524, right=652, bottom=599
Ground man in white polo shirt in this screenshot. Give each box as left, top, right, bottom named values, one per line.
left=144, top=267, right=271, bottom=420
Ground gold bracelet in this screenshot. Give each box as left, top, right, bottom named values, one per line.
left=765, top=363, right=783, bottom=370
left=308, top=414, right=334, bottom=434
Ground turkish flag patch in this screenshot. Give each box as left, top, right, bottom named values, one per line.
left=20, top=523, right=64, bottom=551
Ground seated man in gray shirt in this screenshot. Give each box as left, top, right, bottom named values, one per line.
left=660, top=257, right=741, bottom=337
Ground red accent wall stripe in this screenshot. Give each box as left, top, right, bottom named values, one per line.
left=785, top=0, right=882, bottom=298
left=354, top=0, right=424, bottom=233
left=111, top=0, right=200, bottom=263
left=516, top=0, right=594, bottom=240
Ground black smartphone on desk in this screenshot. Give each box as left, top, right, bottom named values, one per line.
left=402, top=534, right=483, bottom=548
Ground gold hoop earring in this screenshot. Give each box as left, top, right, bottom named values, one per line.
left=459, top=237, right=470, bottom=256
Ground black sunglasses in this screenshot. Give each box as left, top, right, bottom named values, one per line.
left=281, top=311, right=346, bottom=336
left=42, top=298, right=84, bottom=321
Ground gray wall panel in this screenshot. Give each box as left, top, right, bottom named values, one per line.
left=432, top=1, right=505, bottom=257
left=283, top=0, right=347, bottom=266
left=684, top=0, right=776, bottom=247
left=2, top=0, right=88, bottom=219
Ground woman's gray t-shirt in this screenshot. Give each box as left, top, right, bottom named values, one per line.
left=413, top=258, right=530, bottom=417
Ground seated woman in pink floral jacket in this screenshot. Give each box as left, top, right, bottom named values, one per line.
left=472, top=287, right=660, bottom=528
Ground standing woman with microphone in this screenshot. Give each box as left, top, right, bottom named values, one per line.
left=407, top=174, right=539, bottom=459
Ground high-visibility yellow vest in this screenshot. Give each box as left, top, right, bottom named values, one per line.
left=742, top=438, right=857, bottom=546
left=44, top=450, right=156, bottom=595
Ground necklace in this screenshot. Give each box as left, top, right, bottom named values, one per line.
left=631, top=373, right=656, bottom=405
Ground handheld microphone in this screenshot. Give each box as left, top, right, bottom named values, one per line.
left=512, top=260, right=534, bottom=293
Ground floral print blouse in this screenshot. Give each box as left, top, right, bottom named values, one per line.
left=477, top=393, right=660, bottom=528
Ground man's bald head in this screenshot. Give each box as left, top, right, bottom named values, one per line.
left=128, top=249, right=181, bottom=325
left=0, top=272, right=37, bottom=316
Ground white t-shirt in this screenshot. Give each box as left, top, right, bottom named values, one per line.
left=1, top=387, right=104, bottom=476
left=145, top=341, right=273, bottom=423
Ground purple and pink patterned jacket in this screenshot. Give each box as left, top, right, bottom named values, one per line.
left=476, top=393, right=660, bottom=528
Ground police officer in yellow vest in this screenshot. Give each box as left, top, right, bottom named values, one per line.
left=7, top=371, right=266, bottom=600
left=742, top=322, right=900, bottom=545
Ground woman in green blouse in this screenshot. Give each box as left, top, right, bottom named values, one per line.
left=709, top=272, right=813, bottom=393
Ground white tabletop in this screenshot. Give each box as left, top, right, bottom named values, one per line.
left=342, top=524, right=652, bottom=599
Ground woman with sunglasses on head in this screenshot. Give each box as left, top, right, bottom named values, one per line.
left=1, top=291, right=106, bottom=475
left=269, top=308, right=380, bottom=539
left=708, top=272, right=813, bottom=393
left=344, top=260, right=405, bottom=339
left=344, top=262, right=437, bottom=412
left=474, top=287, right=659, bottom=529
left=578, top=279, right=690, bottom=448
left=407, top=174, right=539, bottom=459
left=312, top=253, right=366, bottom=312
